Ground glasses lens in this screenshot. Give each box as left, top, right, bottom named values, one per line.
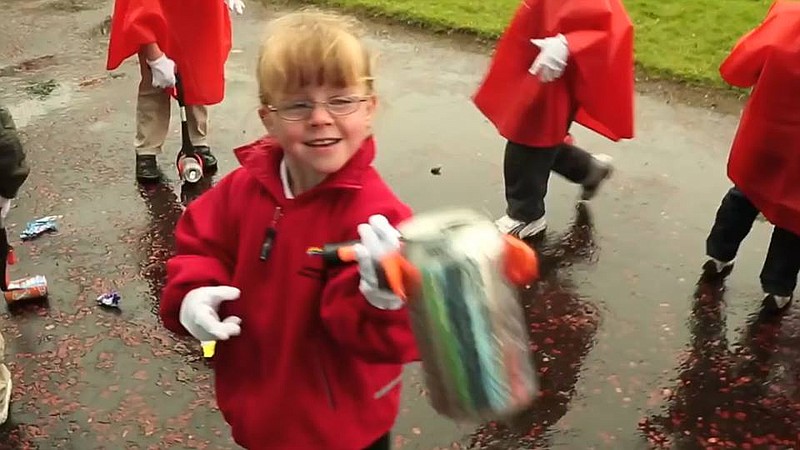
left=274, top=97, right=364, bottom=120
left=277, top=102, right=312, bottom=121
left=327, top=97, right=361, bottom=116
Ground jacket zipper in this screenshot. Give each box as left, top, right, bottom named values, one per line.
left=259, top=206, right=283, bottom=261
left=318, top=356, right=336, bottom=409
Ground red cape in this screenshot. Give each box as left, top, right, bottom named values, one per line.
left=721, top=0, right=800, bottom=236
left=472, top=0, right=634, bottom=148
left=106, top=0, right=232, bottom=105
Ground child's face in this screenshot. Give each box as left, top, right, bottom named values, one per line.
left=259, top=84, right=376, bottom=177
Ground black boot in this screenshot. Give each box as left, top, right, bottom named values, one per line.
left=136, top=154, right=161, bottom=183
left=580, top=154, right=614, bottom=201
left=194, top=146, right=218, bottom=173
left=762, top=293, right=793, bottom=314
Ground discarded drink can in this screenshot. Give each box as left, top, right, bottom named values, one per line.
left=4, top=275, right=48, bottom=304
left=397, top=209, right=540, bottom=422
left=178, top=154, right=203, bottom=184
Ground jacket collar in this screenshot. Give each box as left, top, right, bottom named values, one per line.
left=233, top=135, right=376, bottom=202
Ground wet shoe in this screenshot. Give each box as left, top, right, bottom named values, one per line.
left=762, top=293, right=792, bottom=314
left=495, top=215, right=547, bottom=239
left=580, top=153, right=614, bottom=201
left=194, top=146, right=218, bottom=173
left=136, top=154, right=161, bottom=183
left=701, top=257, right=734, bottom=281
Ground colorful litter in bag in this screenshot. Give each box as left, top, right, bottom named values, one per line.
left=397, top=209, right=540, bottom=422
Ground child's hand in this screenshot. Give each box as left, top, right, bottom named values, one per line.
left=146, top=54, right=177, bottom=89
left=179, top=286, right=242, bottom=341
left=529, top=34, right=569, bottom=83
left=354, top=215, right=405, bottom=310
left=224, top=0, right=245, bottom=15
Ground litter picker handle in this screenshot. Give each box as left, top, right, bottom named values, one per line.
left=308, top=240, right=360, bottom=266
left=174, top=73, right=187, bottom=108
left=174, top=74, right=195, bottom=157
left=308, top=240, right=414, bottom=300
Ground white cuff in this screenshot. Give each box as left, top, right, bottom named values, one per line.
left=146, top=54, right=167, bottom=67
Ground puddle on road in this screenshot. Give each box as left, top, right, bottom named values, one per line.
left=0, top=56, right=58, bottom=78
left=468, top=204, right=603, bottom=449
left=136, top=176, right=215, bottom=317
left=640, top=282, right=800, bottom=449
left=5, top=83, right=74, bottom=128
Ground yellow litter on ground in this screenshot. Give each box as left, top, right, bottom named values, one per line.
left=201, top=341, right=216, bottom=358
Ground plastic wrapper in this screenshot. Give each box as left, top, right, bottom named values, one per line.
left=398, top=209, right=539, bottom=423
left=96, top=291, right=121, bottom=308
left=20, top=216, right=61, bottom=241
left=4, top=275, right=48, bottom=304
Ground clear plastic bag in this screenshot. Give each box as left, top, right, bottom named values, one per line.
left=398, top=209, right=539, bottom=422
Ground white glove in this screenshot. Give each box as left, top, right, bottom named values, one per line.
left=179, top=286, right=242, bottom=341
left=0, top=198, right=9, bottom=223
left=146, top=54, right=176, bottom=89
left=224, top=0, right=245, bottom=15
left=353, top=215, right=405, bottom=311
left=529, top=34, right=569, bottom=83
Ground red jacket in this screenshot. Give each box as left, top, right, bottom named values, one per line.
left=721, top=0, right=800, bottom=236
left=473, top=0, right=634, bottom=147
left=106, top=0, right=231, bottom=105
left=159, top=136, right=419, bottom=449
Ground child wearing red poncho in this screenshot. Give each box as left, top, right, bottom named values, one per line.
left=703, top=0, right=800, bottom=314
left=473, top=0, right=635, bottom=239
left=106, top=0, right=244, bottom=182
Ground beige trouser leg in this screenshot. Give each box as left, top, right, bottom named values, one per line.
left=0, top=331, right=10, bottom=424
left=135, top=52, right=209, bottom=156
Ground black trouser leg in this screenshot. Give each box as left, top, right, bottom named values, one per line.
left=363, top=433, right=390, bottom=450
left=503, top=140, right=560, bottom=223
left=705, top=187, right=760, bottom=262
left=551, top=142, right=594, bottom=183
left=503, top=138, right=602, bottom=222
left=760, top=226, right=800, bottom=297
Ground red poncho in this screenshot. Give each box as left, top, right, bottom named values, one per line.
left=106, top=0, right=232, bottom=105
left=722, top=0, right=800, bottom=236
left=473, top=0, right=634, bottom=148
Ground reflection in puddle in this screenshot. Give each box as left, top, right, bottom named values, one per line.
left=137, top=177, right=214, bottom=315
left=470, top=203, right=602, bottom=449
left=641, top=277, right=800, bottom=449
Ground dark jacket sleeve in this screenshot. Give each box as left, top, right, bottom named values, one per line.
left=0, top=106, right=30, bottom=199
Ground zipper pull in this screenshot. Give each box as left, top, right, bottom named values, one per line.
left=260, top=227, right=276, bottom=261
left=260, top=207, right=283, bottom=261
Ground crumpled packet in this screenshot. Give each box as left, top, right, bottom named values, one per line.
left=96, top=291, right=120, bottom=308
left=20, top=215, right=61, bottom=241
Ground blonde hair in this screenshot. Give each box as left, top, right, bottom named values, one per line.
left=257, top=9, right=375, bottom=106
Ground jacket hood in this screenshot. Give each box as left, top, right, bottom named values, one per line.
left=233, top=135, right=377, bottom=201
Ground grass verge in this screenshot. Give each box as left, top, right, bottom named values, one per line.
left=280, top=0, right=774, bottom=88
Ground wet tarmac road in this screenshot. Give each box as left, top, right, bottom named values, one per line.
left=1, top=0, right=799, bottom=449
